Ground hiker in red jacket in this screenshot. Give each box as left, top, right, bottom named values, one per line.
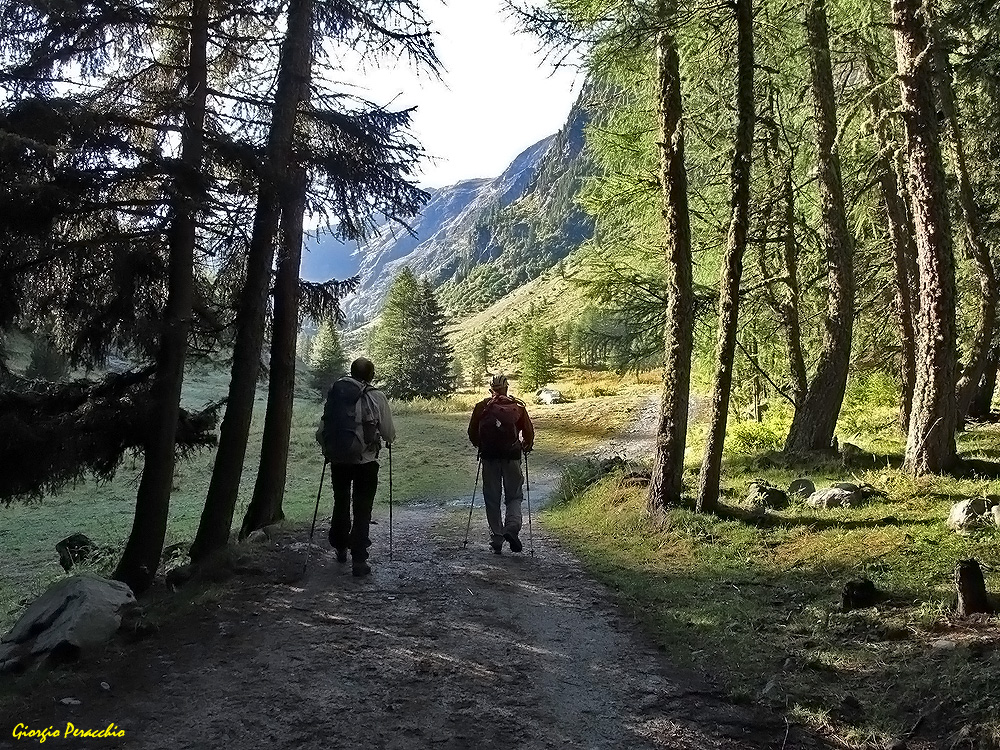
left=468, top=374, right=535, bottom=554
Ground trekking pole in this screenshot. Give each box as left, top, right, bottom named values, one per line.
left=304, top=460, right=328, bottom=574
left=524, top=451, right=534, bottom=557
left=388, top=443, right=393, bottom=562
left=463, top=455, right=482, bottom=548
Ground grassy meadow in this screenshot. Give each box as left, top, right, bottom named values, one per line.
left=544, top=372, right=1000, bottom=748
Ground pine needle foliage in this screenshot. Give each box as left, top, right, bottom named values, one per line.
left=369, top=268, right=455, bottom=400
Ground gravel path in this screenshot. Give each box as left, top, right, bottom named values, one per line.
left=2, top=398, right=829, bottom=750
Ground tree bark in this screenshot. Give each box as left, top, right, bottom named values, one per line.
left=783, top=0, right=855, bottom=454
left=697, top=0, right=755, bottom=514
left=191, top=0, right=314, bottom=561
left=955, top=559, right=995, bottom=617
left=780, top=173, right=809, bottom=407
left=968, top=339, right=999, bottom=419
left=241, top=165, right=308, bottom=537
left=647, top=0, right=694, bottom=513
left=929, top=26, right=999, bottom=425
left=891, top=0, right=959, bottom=474
left=864, top=54, right=918, bottom=435
left=114, top=0, right=209, bottom=593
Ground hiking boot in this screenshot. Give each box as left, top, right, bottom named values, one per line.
left=335, top=548, right=348, bottom=563
left=504, top=532, right=523, bottom=553
left=352, top=561, right=371, bottom=577
left=490, top=541, right=503, bottom=555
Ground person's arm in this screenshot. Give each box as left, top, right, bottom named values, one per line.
left=468, top=401, right=484, bottom=447
left=375, top=391, right=396, bottom=445
left=519, top=406, right=535, bottom=452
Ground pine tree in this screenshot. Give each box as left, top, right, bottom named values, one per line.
left=411, top=280, right=455, bottom=398
left=195, top=1, right=436, bottom=556
left=308, top=319, right=346, bottom=393
left=369, top=269, right=455, bottom=399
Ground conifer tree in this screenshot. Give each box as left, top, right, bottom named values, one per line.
left=519, top=324, right=556, bottom=390
left=369, top=268, right=454, bottom=399
left=195, top=1, right=436, bottom=555
left=309, top=319, right=346, bottom=393
left=410, top=279, right=455, bottom=398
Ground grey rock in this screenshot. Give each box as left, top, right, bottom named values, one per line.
left=947, top=498, right=992, bottom=533
left=1, top=576, right=135, bottom=668
left=806, top=487, right=860, bottom=509
left=535, top=388, right=565, bottom=405
left=788, top=478, right=816, bottom=499
left=56, top=534, right=96, bottom=572
left=246, top=529, right=268, bottom=544
left=991, top=505, right=1000, bottom=529
left=832, top=482, right=860, bottom=493
left=745, top=480, right=789, bottom=511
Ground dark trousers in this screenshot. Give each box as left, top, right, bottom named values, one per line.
left=329, top=461, right=379, bottom=561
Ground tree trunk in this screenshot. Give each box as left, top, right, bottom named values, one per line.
left=241, top=165, right=308, bottom=537
left=647, top=0, right=694, bottom=513
left=780, top=173, right=809, bottom=407
left=864, top=54, right=918, bottom=435
left=930, top=26, right=999, bottom=425
left=191, top=0, right=314, bottom=561
left=114, top=0, right=209, bottom=593
left=891, top=0, right=959, bottom=474
left=955, top=559, right=995, bottom=617
left=697, top=0, right=755, bottom=514
left=783, top=0, right=855, bottom=454
left=968, top=340, right=999, bottom=419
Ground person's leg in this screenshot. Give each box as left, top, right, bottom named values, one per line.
left=350, top=461, right=379, bottom=572
left=329, top=465, right=352, bottom=560
left=481, top=459, right=505, bottom=552
left=501, top=458, right=524, bottom=551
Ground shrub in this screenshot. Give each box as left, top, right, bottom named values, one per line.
left=726, top=419, right=785, bottom=455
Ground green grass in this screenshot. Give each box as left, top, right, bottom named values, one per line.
left=544, top=427, right=1000, bottom=749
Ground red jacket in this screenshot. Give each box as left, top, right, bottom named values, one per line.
left=468, top=395, right=534, bottom=459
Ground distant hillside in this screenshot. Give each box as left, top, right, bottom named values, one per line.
left=338, top=88, right=595, bottom=323
left=446, top=256, right=588, bottom=377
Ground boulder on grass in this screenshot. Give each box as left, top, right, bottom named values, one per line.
left=535, top=388, right=565, bottom=405
left=992, top=505, right=1000, bottom=529
left=946, top=497, right=992, bottom=533
left=788, top=478, right=816, bottom=499
left=841, top=578, right=883, bottom=612
left=745, top=480, right=789, bottom=511
left=806, top=487, right=861, bottom=509
left=0, top=575, right=135, bottom=673
left=832, top=481, right=860, bottom=493
left=56, top=534, right=97, bottom=572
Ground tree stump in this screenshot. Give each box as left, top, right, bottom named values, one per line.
left=955, top=559, right=995, bottom=616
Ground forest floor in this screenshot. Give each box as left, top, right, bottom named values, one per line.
left=0, top=396, right=833, bottom=750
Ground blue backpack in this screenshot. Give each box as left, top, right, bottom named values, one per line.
left=322, top=378, right=379, bottom=463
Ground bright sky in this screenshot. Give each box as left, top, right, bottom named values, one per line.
left=337, top=0, right=583, bottom=189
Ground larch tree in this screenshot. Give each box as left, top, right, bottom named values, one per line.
left=891, top=0, right=959, bottom=473
left=646, top=0, right=695, bottom=511
left=782, top=0, right=856, bottom=455
left=697, top=0, right=756, bottom=513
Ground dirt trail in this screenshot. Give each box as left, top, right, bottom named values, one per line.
left=3, top=400, right=828, bottom=750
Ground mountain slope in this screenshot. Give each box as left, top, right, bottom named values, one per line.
left=338, top=90, right=594, bottom=322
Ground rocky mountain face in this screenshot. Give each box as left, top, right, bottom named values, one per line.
left=332, top=91, right=594, bottom=322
